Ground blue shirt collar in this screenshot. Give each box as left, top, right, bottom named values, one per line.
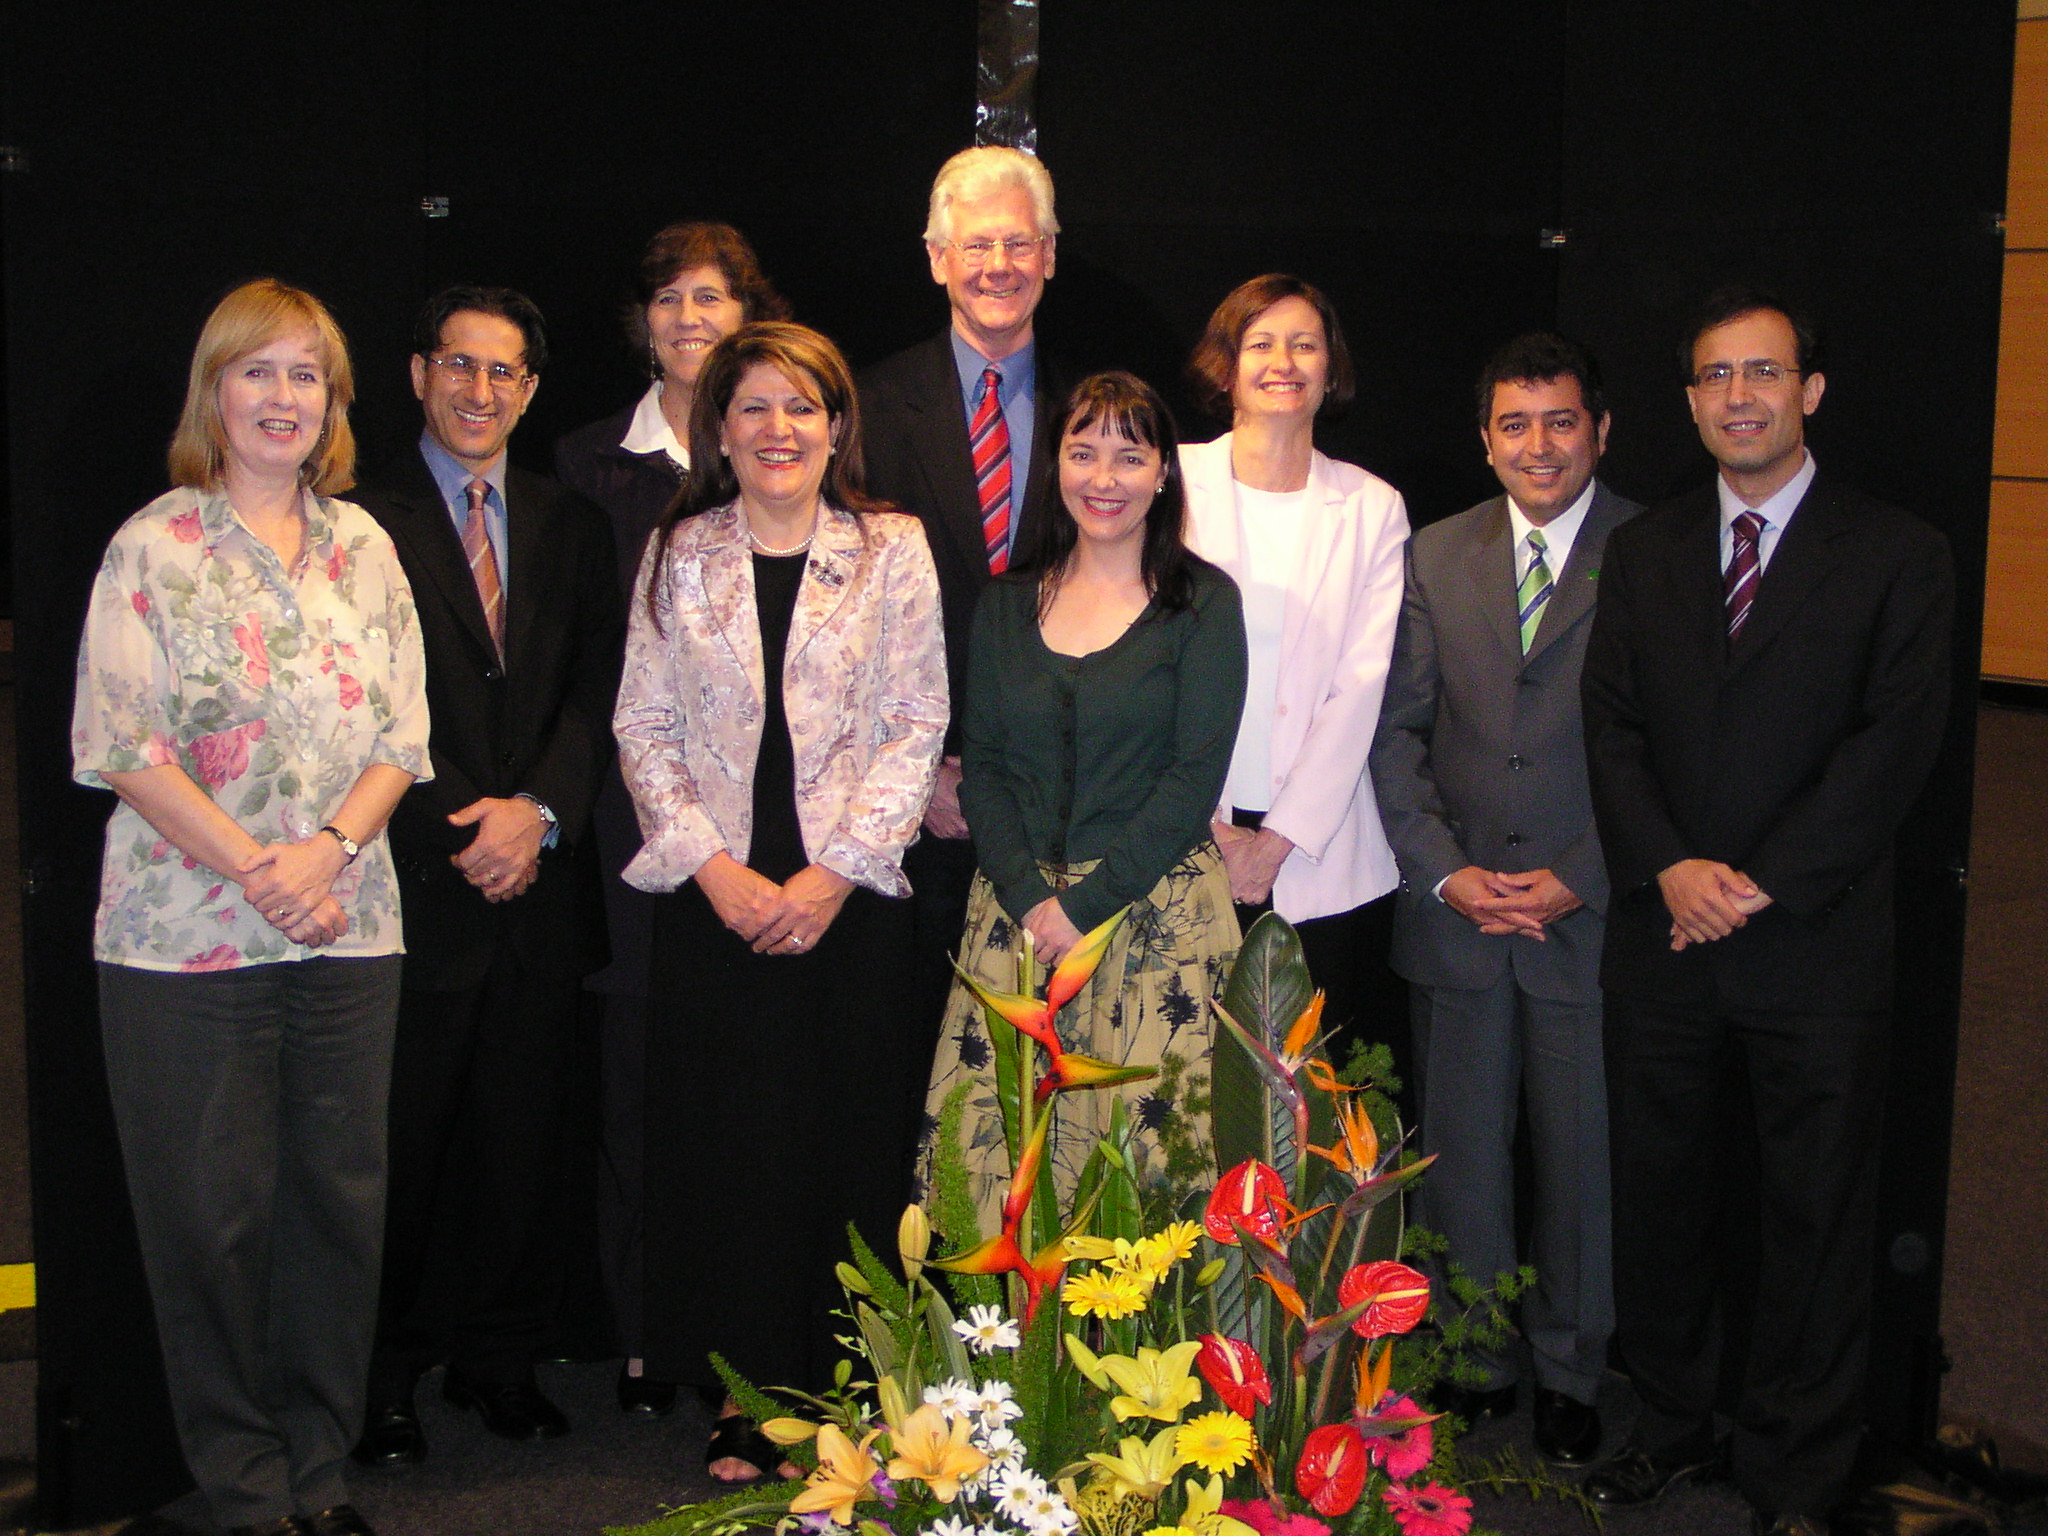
left=950, top=330, right=1035, bottom=411
left=419, top=430, right=506, bottom=511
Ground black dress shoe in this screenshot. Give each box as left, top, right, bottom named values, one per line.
left=1532, top=1387, right=1602, bottom=1464
left=1584, top=1442, right=1716, bottom=1507
left=307, top=1507, right=378, bottom=1536
left=352, top=1392, right=426, bottom=1466
left=617, top=1363, right=679, bottom=1416
left=442, top=1366, right=570, bottom=1440
left=226, top=1520, right=313, bottom=1536
left=1752, top=1514, right=1829, bottom=1536
left=1431, top=1379, right=1518, bottom=1427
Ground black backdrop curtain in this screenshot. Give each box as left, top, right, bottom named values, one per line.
left=3, top=1, right=2010, bottom=1521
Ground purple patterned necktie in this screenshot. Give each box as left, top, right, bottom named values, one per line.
left=1725, top=510, right=1765, bottom=639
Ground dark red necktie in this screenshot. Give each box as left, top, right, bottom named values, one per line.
left=969, top=366, right=1012, bottom=574
left=1724, top=510, right=1764, bottom=639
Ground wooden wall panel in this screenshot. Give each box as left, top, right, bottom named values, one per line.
left=2012, top=20, right=2048, bottom=246
left=1993, top=253, right=2048, bottom=479
left=1984, top=479, right=2048, bottom=680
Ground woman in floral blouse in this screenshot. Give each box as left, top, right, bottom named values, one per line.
left=71, top=278, right=428, bottom=1536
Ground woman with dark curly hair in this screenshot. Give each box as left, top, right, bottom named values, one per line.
left=553, top=222, right=789, bottom=1414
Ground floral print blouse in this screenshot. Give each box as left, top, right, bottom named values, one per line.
left=72, top=486, right=432, bottom=971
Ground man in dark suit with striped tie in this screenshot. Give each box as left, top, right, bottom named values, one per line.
left=1579, top=288, right=1952, bottom=1536
left=860, top=145, right=1067, bottom=1084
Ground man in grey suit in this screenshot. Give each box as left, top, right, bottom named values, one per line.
left=1370, top=332, right=1639, bottom=1465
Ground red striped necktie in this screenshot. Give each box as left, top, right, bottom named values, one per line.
left=1725, top=509, right=1764, bottom=639
left=969, top=365, right=1013, bottom=574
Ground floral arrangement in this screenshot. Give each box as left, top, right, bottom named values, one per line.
left=611, top=914, right=1557, bottom=1536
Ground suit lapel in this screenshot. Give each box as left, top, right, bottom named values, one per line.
left=1725, top=474, right=1855, bottom=671
left=388, top=449, right=499, bottom=666
left=1525, top=484, right=1625, bottom=663
left=501, top=469, right=545, bottom=672
left=1280, top=451, right=1350, bottom=666
left=1463, top=498, right=1523, bottom=666
left=786, top=507, right=860, bottom=668
left=903, top=333, right=989, bottom=579
left=697, top=509, right=766, bottom=706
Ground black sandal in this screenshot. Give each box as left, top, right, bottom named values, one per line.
left=706, top=1413, right=783, bottom=1484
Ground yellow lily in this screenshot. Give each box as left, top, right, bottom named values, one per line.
left=1083, top=1423, right=1186, bottom=1499
left=1098, top=1340, right=1205, bottom=1423
left=789, top=1422, right=884, bottom=1526
left=1066, top=1332, right=1115, bottom=1391
left=885, top=1403, right=990, bottom=1502
left=1182, top=1473, right=1262, bottom=1536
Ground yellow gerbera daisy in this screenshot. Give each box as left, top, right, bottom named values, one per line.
left=1063, top=1268, right=1149, bottom=1319
left=1175, top=1412, right=1256, bottom=1476
left=1152, top=1221, right=1202, bottom=1264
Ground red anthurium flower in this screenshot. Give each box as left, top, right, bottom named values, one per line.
left=1203, top=1160, right=1287, bottom=1246
left=1197, top=1334, right=1273, bottom=1418
left=1295, top=1423, right=1369, bottom=1517
left=1338, top=1260, right=1431, bottom=1338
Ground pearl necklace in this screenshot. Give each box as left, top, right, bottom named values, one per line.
left=748, top=521, right=815, bottom=558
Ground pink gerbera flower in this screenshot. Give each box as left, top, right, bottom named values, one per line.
left=1382, top=1481, right=1473, bottom=1536
left=1219, top=1499, right=1329, bottom=1536
left=1362, top=1394, right=1434, bottom=1480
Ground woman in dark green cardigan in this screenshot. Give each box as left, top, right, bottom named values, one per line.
left=922, top=372, right=1248, bottom=1215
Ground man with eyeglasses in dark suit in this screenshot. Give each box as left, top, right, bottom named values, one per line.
left=1579, top=287, right=1952, bottom=1536
left=350, top=285, right=623, bottom=1463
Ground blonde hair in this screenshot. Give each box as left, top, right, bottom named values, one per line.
left=168, top=278, right=357, bottom=494
left=923, top=145, right=1058, bottom=246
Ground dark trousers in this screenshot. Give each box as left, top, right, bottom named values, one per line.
left=902, top=832, right=977, bottom=1133
left=1411, top=977, right=1611, bottom=1401
left=1605, top=995, right=1888, bottom=1517
left=100, top=956, right=400, bottom=1529
left=596, top=988, right=649, bottom=1356
left=371, top=949, right=577, bottom=1395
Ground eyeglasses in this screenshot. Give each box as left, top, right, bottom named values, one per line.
left=1691, top=361, right=1799, bottom=391
left=427, top=353, right=531, bottom=390
left=943, top=236, right=1048, bottom=267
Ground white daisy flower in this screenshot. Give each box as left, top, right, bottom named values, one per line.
left=974, top=1379, right=1025, bottom=1431
left=976, top=1425, right=1026, bottom=1472
left=991, top=1468, right=1046, bottom=1524
left=929, top=1518, right=978, bottom=1536
left=924, top=1377, right=980, bottom=1420
left=1020, top=1485, right=1079, bottom=1536
left=952, top=1305, right=1023, bottom=1355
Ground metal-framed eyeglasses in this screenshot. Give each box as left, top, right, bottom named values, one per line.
left=426, top=353, right=532, bottom=391
left=1691, top=361, right=1800, bottom=392
left=942, top=236, right=1049, bottom=267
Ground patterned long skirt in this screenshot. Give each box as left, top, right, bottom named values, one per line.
left=919, top=844, right=1240, bottom=1227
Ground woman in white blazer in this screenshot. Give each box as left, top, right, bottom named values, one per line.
left=1180, top=274, right=1410, bottom=1052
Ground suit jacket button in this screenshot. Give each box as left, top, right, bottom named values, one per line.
left=1508, top=754, right=1525, bottom=770
left=500, top=750, right=516, bottom=767
left=1505, top=832, right=1523, bottom=847
left=482, top=666, right=500, bottom=681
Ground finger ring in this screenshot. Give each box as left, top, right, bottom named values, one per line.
left=789, top=935, right=805, bottom=949
left=275, top=908, right=290, bottom=919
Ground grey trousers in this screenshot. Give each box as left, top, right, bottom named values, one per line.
left=99, top=956, right=400, bottom=1529
left=1411, top=976, right=1613, bottom=1402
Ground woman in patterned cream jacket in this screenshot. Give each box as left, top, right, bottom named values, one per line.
left=612, top=321, right=946, bottom=1481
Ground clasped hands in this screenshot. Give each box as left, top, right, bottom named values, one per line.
left=1442, top=865, right=1583, bottom=940
left=1211, top=820, right=1294, bottom=907
left=1658, top=857, right=1772, bottom=951
left=239, top=834, right=351, bottom=948
left=448, top=796, right=545, bottom=904
left=696, top=852, right=855, bottom=955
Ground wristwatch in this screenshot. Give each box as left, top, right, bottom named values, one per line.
left=320, top=825, right=361, bottom=862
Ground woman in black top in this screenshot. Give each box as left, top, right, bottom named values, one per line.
left=614, top=323, right=946, bottom=1480
left=552, top=223, right=786, bottom=1414
left=922, top=372, right=1247, bottom=1216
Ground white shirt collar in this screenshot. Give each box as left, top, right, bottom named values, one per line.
left=620, top=381, right=690, bottom=467
left=1716, top=447, right=1815, bottom=534
left=1506, top=475, right=1597, bottom=576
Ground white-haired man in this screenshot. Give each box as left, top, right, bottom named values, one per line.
left=862, top=145, right=1067, bottom=1095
